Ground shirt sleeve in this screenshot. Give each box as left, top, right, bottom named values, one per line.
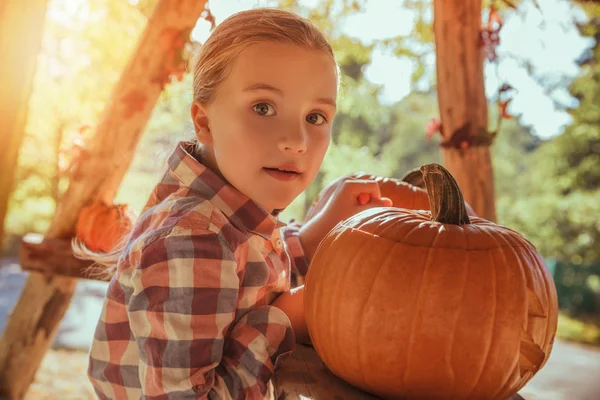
left=127, top=227, right=295, bottom=399
left=281, top=220, right=310, bottom=287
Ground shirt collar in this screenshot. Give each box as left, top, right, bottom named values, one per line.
left=166, top=141, right=285, bottom=239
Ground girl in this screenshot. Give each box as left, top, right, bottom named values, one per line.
left=82, top=8, right=391, bottom=399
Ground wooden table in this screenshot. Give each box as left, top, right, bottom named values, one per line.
left=273, top=344, right=526, bottom=400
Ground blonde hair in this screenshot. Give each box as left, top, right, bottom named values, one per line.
left=74, top=8, right=336, bottom=276
left=191, top=8, right=336, bottom=104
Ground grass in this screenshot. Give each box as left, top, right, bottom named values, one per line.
left=556, top=312, right=600, bottom=346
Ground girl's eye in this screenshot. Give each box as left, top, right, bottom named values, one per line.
left=306, top=113, right=327, bottom=125
left=253, top=102, right=275, bottom=116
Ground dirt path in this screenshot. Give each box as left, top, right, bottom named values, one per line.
left=520, top=339, right=600, bottom=400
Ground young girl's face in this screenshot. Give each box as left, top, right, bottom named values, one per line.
left=193, top=41, right=338, bottom=213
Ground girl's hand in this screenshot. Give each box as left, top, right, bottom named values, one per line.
left=272, top=286, right=310, bottom=344
left=299, top=179, right=392, bottom=261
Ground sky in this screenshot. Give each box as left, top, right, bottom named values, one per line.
left=190, top=0, right=593, bottom=139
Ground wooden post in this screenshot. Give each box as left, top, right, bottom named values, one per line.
left=0, top=0, right=49, bottom=253
left=0, top=1, right=208, bottom=397
left=433, top=0, right=497, bottom=222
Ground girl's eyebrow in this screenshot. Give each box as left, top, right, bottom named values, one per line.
left=243, top=82, right=336, bottom=109
left=243, top=83, right=284, bottom=95
left=315, top=97, right=337, bottom=109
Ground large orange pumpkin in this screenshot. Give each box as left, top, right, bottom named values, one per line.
left=75, top=201, right=134, bottom=252
left=304, top=171, right=476, bottom=221
left=304, top=164, right=558, bottom=400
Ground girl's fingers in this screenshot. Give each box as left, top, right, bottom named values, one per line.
left=342, top=181, right=393, bottom=207
left=380, top=196, right=393, bottom=207
left=340, top=180, right=382, bottom=201
left=356, top=194, right=393, bottom=207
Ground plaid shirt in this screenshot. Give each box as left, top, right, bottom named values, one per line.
left=88, top=142, right=309, bottom=399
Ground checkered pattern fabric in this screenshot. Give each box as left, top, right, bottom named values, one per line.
left=88, top=142, right=309, bottom=399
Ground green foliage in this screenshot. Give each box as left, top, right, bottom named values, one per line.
left=552, top=260, right=600, bottom=317
left=380, top=91, right=442, bottom=175
left=557, top=312, right=600, bottom=345
left=497, top=8, right=600, bottom=267
left=492, top=119, right=542, bottom=198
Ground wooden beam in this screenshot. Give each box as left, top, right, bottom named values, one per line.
left=0, top=1, right=208, bottom=398
left=0, top=0, right=49, bottom=253
left=274, top=344, right=528, bottom=400
left=19, top=234, right=110, bottom=282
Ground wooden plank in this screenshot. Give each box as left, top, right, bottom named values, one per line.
left=273, top=344, right=380, bottom=400
left=19, top=234, right=110, bottom=282
left=274, top=344, right=527, bottom=400
left=0, top=1, right=209, bottom=398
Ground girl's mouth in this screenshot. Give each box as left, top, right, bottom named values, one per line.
left=263, top=167, right=301, bottom=181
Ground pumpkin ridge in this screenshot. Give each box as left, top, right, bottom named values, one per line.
left=336, top=222, right=538, bottom=252
left=526, top=287, right=547, bottom=318
left=379, top=215, right=424, bottom=244
left=494, top=357, right=521, bottom=400
left=518, top=330, right=545, bottom=377
left=446, top=236, right=471, bottom=398
left=305, top=232, right=330, bottom=356
left=341, top=233, right=373, bottom=384
left=507, top=236, right=537, bottom=393
left=487, top=237, right=525, bottom=400
left=356, top=239, right=398, bottom=389
left=496, top=227, right=541, bottom=399
left=331, top=229, right=371, bottom=378
left=321, top=239, right=344, bottom=371
left=401, top=226, right=442, bottom=389
left=525, top=245, right=557, bottom=372
left=463, top=249, right=498, bottom=399
left=519, top=259, right=540, bottom=333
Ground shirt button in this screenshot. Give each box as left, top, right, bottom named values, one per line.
left=274, top=238, right=282, bottom=249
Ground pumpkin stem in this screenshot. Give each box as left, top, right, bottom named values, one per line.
left=420, top=163, right=471, bottom=225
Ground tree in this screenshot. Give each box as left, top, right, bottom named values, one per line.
left=432, top=0, right=498, bottom=221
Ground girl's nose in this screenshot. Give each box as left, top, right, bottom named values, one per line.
left=278, top=124, right=307, bottom=154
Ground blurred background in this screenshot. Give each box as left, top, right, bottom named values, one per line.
left=0, top=0, right=599, bottom=398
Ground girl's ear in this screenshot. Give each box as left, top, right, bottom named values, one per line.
left=191, top=102, right=213, bottom=145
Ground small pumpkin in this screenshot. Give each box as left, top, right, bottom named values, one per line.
left=75, top=201, right=134, bottom=252
left=304, top=164, right=558, bottom=400
left=304, top=171, right=476, bottom=221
